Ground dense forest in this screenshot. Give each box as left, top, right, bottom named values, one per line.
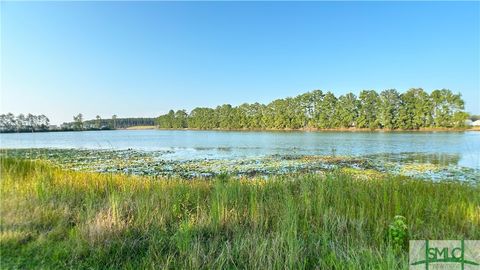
left=0, top=88, right=471, bottom=133
left=0, top=113, right=50, bottom=132
left=156, top=88, right=469, bottom=130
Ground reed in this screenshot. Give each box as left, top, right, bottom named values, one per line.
left=1, top=157, right=478, bottom=269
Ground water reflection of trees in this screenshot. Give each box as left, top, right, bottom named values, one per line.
left=368, top=152, right=461, bottom=166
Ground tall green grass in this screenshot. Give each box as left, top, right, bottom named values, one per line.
left=1, top=157, right=479, bottom=269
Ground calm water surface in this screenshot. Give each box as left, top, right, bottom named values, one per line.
left=1, top=130, right=479, bottom=169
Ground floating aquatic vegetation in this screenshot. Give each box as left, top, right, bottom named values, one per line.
left=1, top=148, right=478, bottom=183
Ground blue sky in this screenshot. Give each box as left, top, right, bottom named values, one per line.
left=1, top=1, right=479, bottom=124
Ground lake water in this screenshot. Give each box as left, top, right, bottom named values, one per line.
left=1, top=130, right=479, bottom=170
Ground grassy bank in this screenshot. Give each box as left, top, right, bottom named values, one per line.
left=1, top=158, right=479, bottom=269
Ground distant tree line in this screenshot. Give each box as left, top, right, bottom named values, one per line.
left=0, top=113, right=50, bottom=133
left=156, top=88, right=469, bottom=130
left=61, top=114, right=156, bottom=130
left=1, top=113, right=156, bottom=133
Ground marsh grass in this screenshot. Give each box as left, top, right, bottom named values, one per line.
left=0, top=157, right=479, bottom=269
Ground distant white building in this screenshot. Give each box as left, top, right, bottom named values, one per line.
left=472, top=120, right=480, bottom=127
left=465, top=119, right=473, bottom=126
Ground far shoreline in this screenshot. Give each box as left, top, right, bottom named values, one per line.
left=153, top=126, right=480, bottom=132
left=4, top=126, right=479, bottom=134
